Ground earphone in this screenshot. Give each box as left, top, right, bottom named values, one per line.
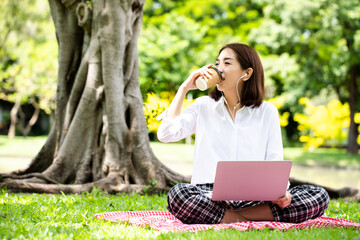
left=240, top=73, right=248, bottom=79
left=223, top=73, right=249, bottom=120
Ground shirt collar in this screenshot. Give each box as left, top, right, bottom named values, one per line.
left=214, top=96, right=256, bottom=115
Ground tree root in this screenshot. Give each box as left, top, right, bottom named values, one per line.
left=289, top=177, right=359, bottom=200
left=160, top=163, right=191, bottom=185
left=0, top=173, right=170, bottom=195
left=1, top=173, right=59, bottom=184
left=1, top=174, right=358, bottom=203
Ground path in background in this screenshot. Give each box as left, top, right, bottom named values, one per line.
left=0, top=139, right=359, bottom=189
left=1, top=154, right=359, bottom=190
left=0, top=156, right=31, bottom=173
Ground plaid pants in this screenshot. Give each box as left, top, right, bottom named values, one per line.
left=167, top=183, right=329, bottom=224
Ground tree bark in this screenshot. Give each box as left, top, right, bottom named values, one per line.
left=8, top=97, right=21, bottom=138
left=0, top=0, right=189, bottom=193
left=344, top=20, right=359, bottom=155
left=347, top=65, right=359, bottom=155
left=22, top=100, right=41, bottom=137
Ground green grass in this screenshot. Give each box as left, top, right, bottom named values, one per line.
left=0, top=189, right=359, bottom=240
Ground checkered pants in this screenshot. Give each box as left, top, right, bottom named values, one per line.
left=167, top=183, right=329, bottom=224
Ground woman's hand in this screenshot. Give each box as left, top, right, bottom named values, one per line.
left=180, top=64, right=213, bottom=92
left=272, top=191, right=292, bottom=209
left=165, top=64, right=213, bottom=119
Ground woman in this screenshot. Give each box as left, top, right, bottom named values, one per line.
left=157, top=43, right=329, bottom=224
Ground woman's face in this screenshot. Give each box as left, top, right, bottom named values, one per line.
left=215, top=48, right=246, bottom=93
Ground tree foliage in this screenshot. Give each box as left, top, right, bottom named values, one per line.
left=139, top=0, right=264, bottom=97
left=1, top=0, right=358, bottom=154
left=249, top=0, right=360, bottom=153
left=250, top=0, right=359, bottom=99
left=0, top=0, right=57, bottom=136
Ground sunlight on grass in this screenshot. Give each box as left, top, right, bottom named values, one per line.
left=305, top=159, right=316, bottom=166
left=283, top=147, right=360, bottom=168
left=0, top=136, right=47, bottom=157
left=0, top=189, right=359, bottom=239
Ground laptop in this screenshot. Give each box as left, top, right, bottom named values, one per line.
left=211, top=160, right=292, bottom=201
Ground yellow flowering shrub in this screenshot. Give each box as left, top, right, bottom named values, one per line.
left=143, top=92, right=170, bottom=133
left=143, top=92, right=194, bottom=133
left=355, top=113, right=360, bottom=145
left=267, top=97, right=290, bottom=127
left=294, top=98, right=351, bottom=150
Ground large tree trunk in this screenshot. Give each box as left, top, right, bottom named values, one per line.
left=1, top=0, right=188, bottom=193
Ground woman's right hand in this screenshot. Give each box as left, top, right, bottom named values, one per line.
left=165, top=64, right=214, bottom=119
left=180, top=64, right=213, bottom=92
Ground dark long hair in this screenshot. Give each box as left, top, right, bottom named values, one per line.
left=209, top=43, right=264, bottom=107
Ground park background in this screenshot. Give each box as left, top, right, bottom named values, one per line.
left=0, top=0, right=359, bottom=189
left=0, top=0, right=360, bottom=239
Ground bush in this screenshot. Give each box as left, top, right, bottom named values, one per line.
left=143, top=92, right=194, bottom=134
left=294, top=98, right=351, bottom=151
left=267, top=96, right=290, bottom=128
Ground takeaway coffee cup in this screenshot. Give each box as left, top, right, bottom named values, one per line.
left=195, top=67, right=222, bottom=91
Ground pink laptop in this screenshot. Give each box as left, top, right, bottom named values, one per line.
left=211, top=161, right=292, bottom=201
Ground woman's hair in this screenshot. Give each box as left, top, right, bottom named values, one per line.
left=209, top=43, right=264, bottom=107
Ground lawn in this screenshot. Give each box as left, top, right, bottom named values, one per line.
left=0, top=189, right=359, bottom=240
left=0, top=136, right=360, bottom=239
left=283, top=148, right=360, bottom=169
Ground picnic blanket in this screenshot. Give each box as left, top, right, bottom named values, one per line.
left=94, top=211, right=360, bottom=232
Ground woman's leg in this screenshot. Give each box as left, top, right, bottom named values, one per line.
left=269, top=185, right=330, bottom=223
left=167, top=183, right=225, bottom=224
left=221, top=203, right=274, bottom=223
left=221, top=185, right=329, bottom=223
left=168, top=184, right=329, bottom=224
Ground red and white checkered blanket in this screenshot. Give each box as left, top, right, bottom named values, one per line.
left=94, top=211, right=360, bottom=232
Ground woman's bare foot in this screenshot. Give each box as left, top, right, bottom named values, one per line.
left=220, top=203, right=275, bottom=223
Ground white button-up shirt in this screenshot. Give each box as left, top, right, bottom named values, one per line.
left=157, top=96, right=283, bottom=185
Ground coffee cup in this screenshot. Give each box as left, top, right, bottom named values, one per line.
left=195, top=67, right=222, bottom=91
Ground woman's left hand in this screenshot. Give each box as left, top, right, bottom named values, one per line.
left=271, top=191, right=292, bottom=209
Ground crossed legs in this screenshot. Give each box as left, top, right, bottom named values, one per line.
left=220, top=203, right=274, bottom=223
left=167, top=183, right=329, bottom=224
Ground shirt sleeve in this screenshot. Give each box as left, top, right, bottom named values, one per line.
left=156, top=99, right=199, bottom=143
left=265, top=104, right=284, bottom=160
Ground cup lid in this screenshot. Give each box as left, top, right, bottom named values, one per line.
left=211, top=66, right=222, bottom=79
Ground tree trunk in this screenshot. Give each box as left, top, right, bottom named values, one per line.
left=0, top=0, right=188, bottom=194
left=344, top=20, right=359, bottom=156
left=347, top=65, right=359, bottom=155
left=8, top=98, right=21, bottom=138
left=22, top=100, right=41, bottom=137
